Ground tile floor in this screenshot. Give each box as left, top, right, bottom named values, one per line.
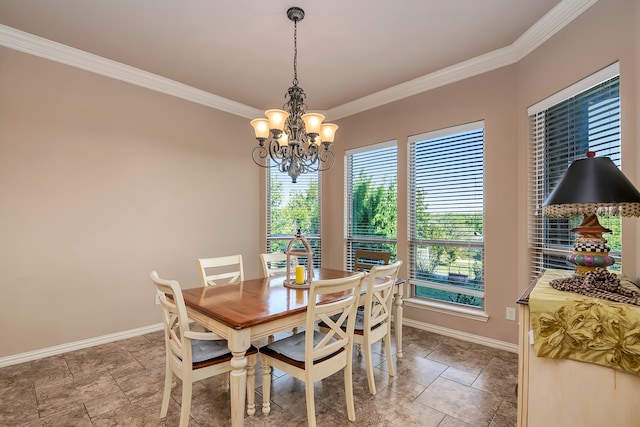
left=0, top=326, right=518, bottom=426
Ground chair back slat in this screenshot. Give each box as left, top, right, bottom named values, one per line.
left=354, top=249, right=391, bottom=272
left=306, top=273, right=365, bottom=364
left=362, top=261, right=402, bottom=332
left=260, top=252, right=298, bottom=277
left=197, top=255, right=244, bottom=286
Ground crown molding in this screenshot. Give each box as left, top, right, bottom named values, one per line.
left=0, top=24, right=261, bottom=119
left=511, top=0, right=599, bottom=61
left=0, top=0, right=598, bottom=121
left=327, top=45, right=518, bottom=120
left=325, top=0, right=599, bottom=120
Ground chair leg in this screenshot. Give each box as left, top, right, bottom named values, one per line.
left=344, top=354, right=356, bottom=422
left=305, top=379, right=317, bottom=427
left=261, top=364, right=272, bottom=415
left=385, top=330, right=395, bottom=377
left=364, top=339, right=377, bottom=395
left=179, top=380, right=192, bottom=427
left=160, top=364, right=172, bottom=418
left=246, top=358, right=256, bottom=416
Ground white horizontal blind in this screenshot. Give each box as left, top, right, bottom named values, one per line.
left=529, top=69, right=620, bottom=280
left=345, top=141, right=398, bottom=269
left=409, top=122, right=485, bottom=308
left=266, top=165, right=321, bottom=267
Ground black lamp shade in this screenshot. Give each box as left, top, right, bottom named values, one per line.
left=544, top=156, right=640, bottom=209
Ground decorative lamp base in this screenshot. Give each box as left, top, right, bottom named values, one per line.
left=568, top=213, right=615, bottom=275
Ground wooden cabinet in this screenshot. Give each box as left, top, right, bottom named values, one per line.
left=517, top=276, right=640, bottom=427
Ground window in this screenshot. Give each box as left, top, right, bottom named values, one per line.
left=345, top=141, right=398, bottom=269
left=409, top=122, right=485, bottom=309
left=266, top=165, right=321, bottom=267
left=529, top=64, right=620, bottom=280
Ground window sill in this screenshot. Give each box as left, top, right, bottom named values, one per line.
left=404, top=298, right=490, bottom=322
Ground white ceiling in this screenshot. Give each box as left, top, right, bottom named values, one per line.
left=0, top=0, right=597, bottom=119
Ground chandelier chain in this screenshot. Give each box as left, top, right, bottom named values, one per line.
left=292, top=19, right=298, bottom=86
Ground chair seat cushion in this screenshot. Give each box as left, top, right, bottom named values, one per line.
left=191, top=339, right=232, bottom=363
left=261, top=330, right=338, bottom=363
left=187, top=340, right=258, bottom=369
left=319, top=313, right=382, bottom=334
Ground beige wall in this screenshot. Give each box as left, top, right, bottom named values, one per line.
left=1, top=0, right=638, bottom=358
left=0, top=48, right=262, bottom=356
left=324, top=0, right=639, bottom=344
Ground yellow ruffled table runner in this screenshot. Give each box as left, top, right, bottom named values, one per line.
left=529, top=269, right=640, bottom=376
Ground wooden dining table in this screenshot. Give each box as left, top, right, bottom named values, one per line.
left=181, top=267, right=405, bottom=427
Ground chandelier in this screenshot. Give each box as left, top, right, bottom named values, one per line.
left=250, top=7, right=338, bottom=184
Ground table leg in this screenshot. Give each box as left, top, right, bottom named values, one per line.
left=246, top=360, right=256, bottom=416
left=229, top=350, right=247, bottom=427
left=394, top=291, right=404, bottom=359
left=227, top=329, right=252, bottom=427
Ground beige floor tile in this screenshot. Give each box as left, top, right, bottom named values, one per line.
left=35, top=372, right=121, bottom=418
left=0, top=325, right=517, bottom=426
left=415, top=376, right=503, bottom=426
left=23, top=404, right=92, bottom=427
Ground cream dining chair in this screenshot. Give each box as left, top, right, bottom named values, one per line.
left=260, top=252, right=301, bottom=340
left=197, top=254, right=244, bottom=287
left=150, top=271, right=258, bottom=427
left=319, top=260, right=401, bottom=395
left=259, top=272, right=365, bottom=427
left=196, top=254, right=245, bottom=387
left=353, top=261, right=402, bottom=395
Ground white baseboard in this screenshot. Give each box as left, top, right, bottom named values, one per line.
left=0, top=323, right=164, bottom=368
left=402, top=318, right=518, bottom=353
left=1, top=319, right=517, bottom=368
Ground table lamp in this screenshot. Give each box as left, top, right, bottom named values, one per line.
left=543, top=151, right=640, bottom=275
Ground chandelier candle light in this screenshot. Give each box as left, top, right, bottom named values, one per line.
left=250, top=7, right=338, bottom=183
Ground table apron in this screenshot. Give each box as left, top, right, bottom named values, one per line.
left=186, top=308, right=307, bottom=344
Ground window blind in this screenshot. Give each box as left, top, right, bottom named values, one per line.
left=345, top=141, right=397, bottom=269
left=266, top=165, right=321, bottom=267
left=528, top=65, right=620, bottom=280
left=408, top=121, right=485, bottom=308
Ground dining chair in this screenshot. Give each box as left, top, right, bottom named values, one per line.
left=151, top=271, right=258, bottom=427
left=352, top=260, right=402, bottom=395
left=352, top=249, right=392, bottom=352
left=260, top=252, right=297, bottom=277
left=196, top=255, right=245, bottom=388
left=197, top=254, right=244, bottom=287
left=318, top=261, right=402, bottom=395
left=260, top=252, right=301, bottom=339
left=353, top=249, right=391, bottom=272
left=259, top=272, right=365, bottom=427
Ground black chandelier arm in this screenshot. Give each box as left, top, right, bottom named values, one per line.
left=251, top=145, right=272, bottom=169
left=252, top=139, right=288, bottom=169
left=315, top=148, right=335, bottom=171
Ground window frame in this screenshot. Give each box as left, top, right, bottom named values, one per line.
left=407, top=121, right=486, bottom=316
left=344, top=140, right=398, bottom=270
left=265, top=165, right=322, bottom=267
left=528, top=63, right=621, bottom=280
